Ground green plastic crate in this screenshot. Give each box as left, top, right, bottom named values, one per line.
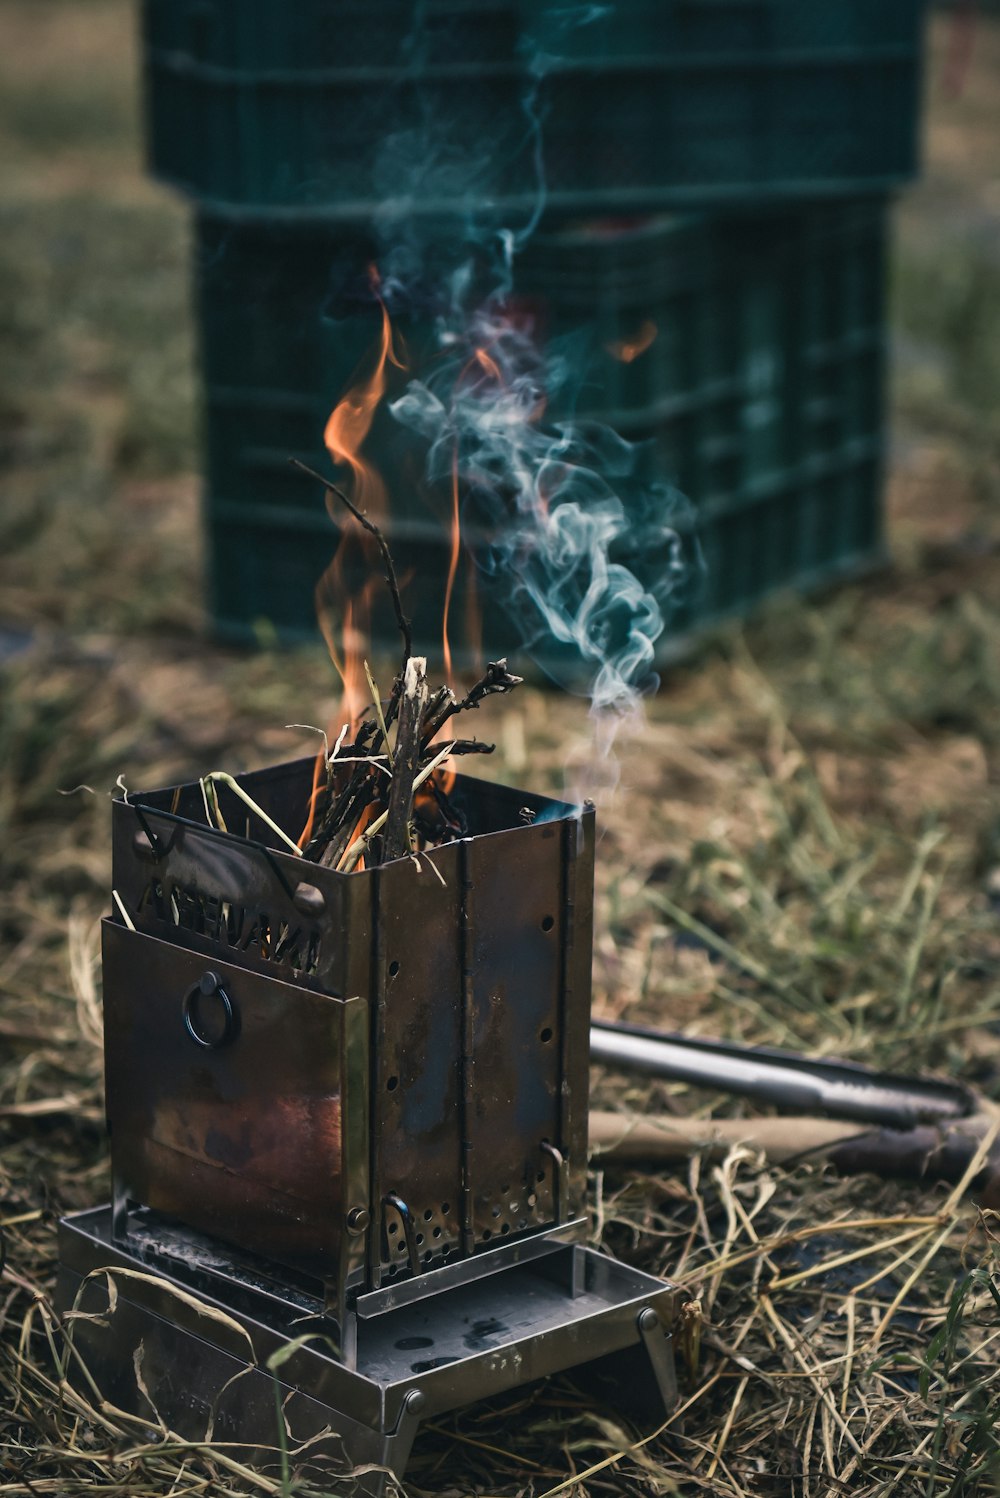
left=143, top=0, right=925, bottom=216
left=196, top=200, right=888, bottom=664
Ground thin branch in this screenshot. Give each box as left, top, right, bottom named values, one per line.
left=382, top=656, right=429, bottom=862
left=340, top=744, right=453, bottom=873
left=425, top=659, right=523, bottom=737
left=290, top=458, right=412, bottom=667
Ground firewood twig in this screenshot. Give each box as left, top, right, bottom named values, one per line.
left=382, top=656, right=429, bottom=861
left=290, top=457, right=412, bottom=668
left=340, top=744, right=453, bottom=873
left=425, top=659, right=523, bottom=739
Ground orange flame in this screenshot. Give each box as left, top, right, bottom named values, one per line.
left=316, top=591, right=371, bottom=738
left=297, top=747, right=326, bottom=849
left=438, top=342, right=509, bottom=680
left=414, top=760, right=457, bottom=831
left=473, top=346, right=503, bottom=385
left=436, top=760, right=457, bottom=797
left=343, top=800, right=379, bottom=872
left=606, top=319, right=657, bottom=364
left=323, top=270, right=404, bottom=522
left=313, top=268, right=405, bottom=749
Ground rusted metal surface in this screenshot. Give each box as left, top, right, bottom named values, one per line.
left=104, top=758, right=595, bottom=1335
left=103, top=921, right=368, bottom=1332
left=62, top=756, right=687, bottom=1485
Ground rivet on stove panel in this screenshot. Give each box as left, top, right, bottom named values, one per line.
left=292, top=882, right=326, bottom=917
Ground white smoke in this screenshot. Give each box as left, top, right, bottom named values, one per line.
left=356, top=4, right=699, bottom=790
left=390, top=302, right=688, bottom=715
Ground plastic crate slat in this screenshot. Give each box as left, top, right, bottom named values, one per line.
left=143, top=0, right=926, bottom=211
left=194, top=199, right=888, bottom=662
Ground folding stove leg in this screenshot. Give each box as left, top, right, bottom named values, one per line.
left=111, top=1174, right=131, bottom=1246
left=637, top=1306, right=680, bottom=1415
left=330, top=1389, right=425, bottom=1498
left=369, top=1389, right=425, bottom=1498
left=572, top=1304, right=681, bottom=1430
left=335, top=1302, right=358, bottom=1373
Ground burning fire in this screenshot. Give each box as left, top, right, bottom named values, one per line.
left=314, top=272, right=405, bottom=743
left=303, top=268, right=491, bottom=860
left=606, top=319, right=657, bottom=364
left=323, top=268, right=403, bottom=521
left=318, top=271, right=495, bottom=715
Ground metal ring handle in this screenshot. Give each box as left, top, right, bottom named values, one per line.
left=182, top=973, right=238, bottom=1049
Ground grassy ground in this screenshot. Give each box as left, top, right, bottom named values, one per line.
left=2, top=4, right=1000, bottom=1495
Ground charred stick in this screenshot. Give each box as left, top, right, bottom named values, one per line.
left=307, top=762, right=380, bottom=861
left=422, top=738, right=494, bottom=758
left=382, top=656, right=429, bottom=861
left=315, top=777, right=384, bottom=868
left=341, top=744, right=452, bottom=873
left=305, top=772, right=369, bottom=860
left=428, top=775, right=467, bottom=837
left=290, top=457, right=412, bottom=671
left=319, top=805, right=373, bottom=870
left=426, top=659, right=523, bottom=738
left=422, top=686, right=459, bottom=741
left=459, top=658, right=523, bottom=709
left=304, top=719, right=393, bottom=860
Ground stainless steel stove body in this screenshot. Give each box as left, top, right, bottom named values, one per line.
left=57, top=757, right=683, bottom=1492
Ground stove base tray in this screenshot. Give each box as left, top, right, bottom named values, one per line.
left=57, top=1207, right=684, bottom=1495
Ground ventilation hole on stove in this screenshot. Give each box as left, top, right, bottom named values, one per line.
left=539, top=1026, right=553, bottom=1044
left=423, top=1250, right=434, bottom=1265
left=388, top=1222, right=398, bottom=1235
left=386, top=1075, right=399, bottom=1092
left=423, top=1208, right=433, bottom=1221
left=509, top=1202, right=519, bottom=1213
left=416, top=1232, right=424, bottom=1245
left=441, top=1201, right=451, bottom=1214
left=491, top=1206, right=501, bottom=1219
left=541, top=914, right=554, bottom=932
left=388, top=960, right=400, bottom=978
left=432, top=1226, right=442, bottom=1238
left=518, top=1218, right=527, bottom=1230
left=536, top=1171, right=546, bottom=1183
left=527, top=1192, right=537, bottom=1207
left=481, top=1229, right=492, bottom=1241
left=501, top=1222, right=511, bottom=1235
left=395, top=1335, right=433, bottom=1350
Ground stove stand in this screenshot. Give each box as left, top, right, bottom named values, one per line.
left=58, top=1206, right=684, bottom=1496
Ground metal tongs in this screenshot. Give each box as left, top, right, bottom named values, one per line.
left=590, top=1018, right=975, bottom=1129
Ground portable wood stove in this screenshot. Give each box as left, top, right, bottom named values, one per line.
left=57, top=757, right=684, bottom=1492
